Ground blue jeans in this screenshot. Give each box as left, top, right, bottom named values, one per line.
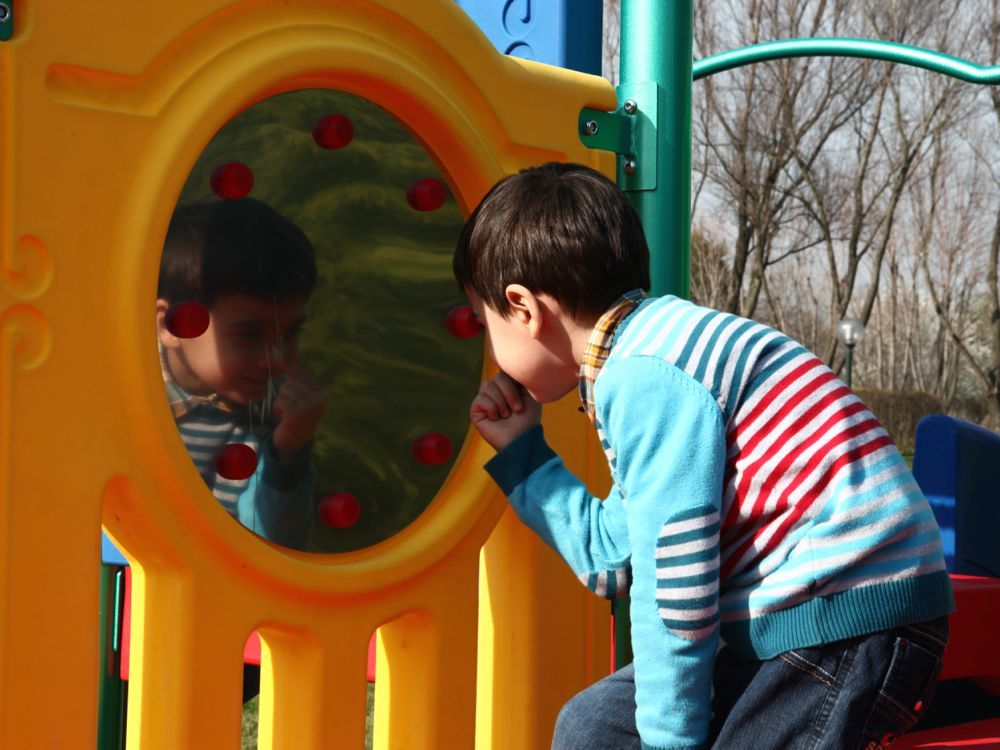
left=552, top=616, right=948, bottom=750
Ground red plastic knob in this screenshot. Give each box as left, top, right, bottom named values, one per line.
left=318, top=492, right=362, bottom=528
left=412, top=432, right=453, bottom=466
left=312, top=114, right=355, bottom=149
left=405, top=177, right=447, bottom=212
left=215, top=443, right=258, bottom=480
left=210, top=162, right=254, bottom=199
left=445, top=305, right=483, bottom=338
left=164, top=301, right=210, bottom=339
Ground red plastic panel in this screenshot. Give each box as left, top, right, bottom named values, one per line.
left=895, top=718, right=1000, bottom=748
left=940, top=575, right=1000, bottom=683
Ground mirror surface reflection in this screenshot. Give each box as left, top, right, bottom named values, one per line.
left=158, top=89, right=482, bottom=553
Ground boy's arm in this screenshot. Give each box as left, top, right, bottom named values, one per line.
left=238, top=438, right=315, bottom=549
left=485, top=425, right=632, bottom=598
left=598, top=356, right=726, bottom=750
left=240, top=368, right=326, bottom=548
left=272, top=368, right=327, bottom=461
left=473, top=372, right=632, bottom=597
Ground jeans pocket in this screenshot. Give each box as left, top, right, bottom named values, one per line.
left=902, top=617, right=949, bottom=652
left=858, top=636, right=944, bottom=748
left=780, top=647, right=840, bottom=687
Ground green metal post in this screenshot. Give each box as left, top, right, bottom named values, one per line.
left=612, top=0, right=695, bottom=669
left=97, top=565, right=127, bottom=749
left=619, top=0, right=693, bottom=298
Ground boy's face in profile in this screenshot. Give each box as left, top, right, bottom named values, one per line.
left=465, top=287, right=580, bottom=404
left=157, top=292, right=307, bottom=405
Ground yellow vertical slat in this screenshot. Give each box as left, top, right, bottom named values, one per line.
left=258, top=625, right=370, bottom=750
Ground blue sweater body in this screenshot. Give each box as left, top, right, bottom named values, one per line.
left=485, top=295, right=953, bottom=750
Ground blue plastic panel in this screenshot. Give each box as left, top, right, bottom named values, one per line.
left=101, top=532, right=129, bottom=566
left=455, top=0, right=603, bottom=75
left=912, top=414, right=1000, bottom=578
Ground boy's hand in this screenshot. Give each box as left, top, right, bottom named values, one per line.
left=272, top=368, right=328, bottom=459
left=471, top=372, right=541, bottom=451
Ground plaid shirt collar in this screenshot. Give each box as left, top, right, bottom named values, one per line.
left=160, top=343, right=239, bottom=419
left=578, top=289, right=648, bottom=422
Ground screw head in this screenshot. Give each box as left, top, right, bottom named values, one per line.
left=623, top=99, right=638, bottom=115
left=623, top=158, right=637, bottom=175
left=583, top=120, right=599, bottom=136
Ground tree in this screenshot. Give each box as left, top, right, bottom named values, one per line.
left=917, top=0, right=1000, bottom=424
left=603, top=0, right=997, bottom=423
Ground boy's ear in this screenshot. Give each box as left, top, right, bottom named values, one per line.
left=504, top=284, right=544, bottom=339
left=156, top=298, right=182, bottom=349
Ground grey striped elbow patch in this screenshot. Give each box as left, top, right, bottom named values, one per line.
left=656, top=506, right=721, bottom=640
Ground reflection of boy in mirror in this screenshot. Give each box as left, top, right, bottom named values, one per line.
left=156, top=197, right=326, bottom=550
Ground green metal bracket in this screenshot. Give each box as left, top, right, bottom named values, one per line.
left=614, top=81, right=659, bottom=192
left=0, top=1, right=12, bottom=42
left=578, top=107, right=633, bottom=158
left=579, top=80, right=659, bottom=192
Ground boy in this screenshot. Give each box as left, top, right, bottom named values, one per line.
left=156, top=197, right=326, bottom=551
left=457, top=163, right=953, bottom=749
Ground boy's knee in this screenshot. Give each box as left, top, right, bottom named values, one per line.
left=552, top=690, right=600, bottom=750
left=552, top=696, right=584, bottom=750
left=552, top=666, right=638, bottom=749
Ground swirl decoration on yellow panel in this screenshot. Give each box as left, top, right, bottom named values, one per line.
left=0, top=304, right=52, bottom=372
left=1, top=235, right=55, bottom=301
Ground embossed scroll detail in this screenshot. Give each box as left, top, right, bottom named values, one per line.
left=2, top=235, right=55, bottom=300
left=0, top=304, right=52, bottom=372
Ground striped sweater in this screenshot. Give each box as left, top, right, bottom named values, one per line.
left=162, top=349, right=315, bottom=549
left=485, top=293, right=953, bottom=750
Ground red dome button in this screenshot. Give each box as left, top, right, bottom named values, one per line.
left=406, top=177, right=447, bottom=212
left=210, top=162, right=254, bottom=199
left=412, top=432, right=453, bottom=466
left=318, top=492, right=362, bottom=528
left=312, top=114, right=355, bottom=149
left=164, top=301, right=210, bottom=339
left=445, top=305, right=483, bottom=339
left=215, top=444, right=258, bottom=480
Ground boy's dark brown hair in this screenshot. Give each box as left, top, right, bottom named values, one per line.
left=453, top=162, right=650, bottom=321
left=158, top=197, right=317, bottom=305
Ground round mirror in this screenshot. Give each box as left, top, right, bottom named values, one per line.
left=157, top=89, right=483, bottom=553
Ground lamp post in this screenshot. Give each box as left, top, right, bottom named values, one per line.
left=836, top=317, right=865, bottom=388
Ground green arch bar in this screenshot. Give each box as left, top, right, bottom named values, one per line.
left=694, top=38, right=1000, bottom=83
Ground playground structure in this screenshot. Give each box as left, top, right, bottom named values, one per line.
left=0, top=3, right=616, bottom=748
left=1, top=1, right=999, bottom=749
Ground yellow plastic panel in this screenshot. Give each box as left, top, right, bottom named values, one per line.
left=0, top=1, right=618, bottom=749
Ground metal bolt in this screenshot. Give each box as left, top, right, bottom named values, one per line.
left=623, top=158, right=637, bottom=175
left=0, top=4, right=10, bottom=22
left=623, top=99, right=638, bottom=115
left=583, top=120, right=599, bottom=136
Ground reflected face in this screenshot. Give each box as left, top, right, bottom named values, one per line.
left=159, top=293, right=307, bottom=405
